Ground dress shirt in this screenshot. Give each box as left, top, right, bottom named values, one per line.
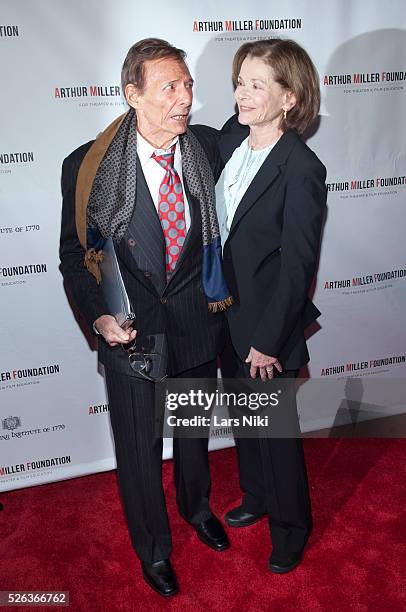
left=216, top=136, right=276, bottom=248
left=136, top=131, right=191, bottom=232
left=93, top=131, right=191, bottom=334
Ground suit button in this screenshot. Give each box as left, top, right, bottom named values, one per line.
left=160, top=297, right=167, bottom=304
left=128, top=238, right=136, bottom=247
left=144, top=271, right=151, bottom=278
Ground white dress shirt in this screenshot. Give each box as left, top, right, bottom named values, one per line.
left=216, top=136, right=276, bottom=248
left=136, top=131, right=191, bottom=231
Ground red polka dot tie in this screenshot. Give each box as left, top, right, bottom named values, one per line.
left=152, top=145, right=186, bottom=274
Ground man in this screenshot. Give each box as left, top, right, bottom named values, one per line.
left=60, top=38, right=231, bottom=598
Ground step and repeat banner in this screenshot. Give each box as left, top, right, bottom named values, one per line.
left=1, top=0, right=405, bottom=491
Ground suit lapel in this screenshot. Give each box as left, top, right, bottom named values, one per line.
left=228, top=159, right=281, bottom=236
left=126, top=155, right=201, bottom=294
left=221, top=128, right=300, bottom=242
left=127, top=158, right=166, bottom=295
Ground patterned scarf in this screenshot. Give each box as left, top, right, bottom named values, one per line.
left=75, top=108, right=232, bottom=311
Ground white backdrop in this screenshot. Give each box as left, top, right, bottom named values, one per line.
left=1, top=0, right=405, bottom=491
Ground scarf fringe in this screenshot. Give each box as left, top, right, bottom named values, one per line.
left=84, top=248, right=104, bottom=284
left=208, top=296, right=234, bottom=312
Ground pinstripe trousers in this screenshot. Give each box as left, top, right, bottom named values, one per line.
left=104, top=359, right=216, bottom=564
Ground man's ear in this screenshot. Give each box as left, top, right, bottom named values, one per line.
left=125, top=83, right=140, bottom=109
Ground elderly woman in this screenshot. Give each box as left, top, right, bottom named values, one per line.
left=217, top=39, right=327, bottom=573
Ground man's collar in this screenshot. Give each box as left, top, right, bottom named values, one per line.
left=136, top=130, right=179, bottom=164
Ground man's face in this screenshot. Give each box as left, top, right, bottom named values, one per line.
left=126, top=57, right=194, bottom=148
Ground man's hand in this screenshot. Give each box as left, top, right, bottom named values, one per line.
left=94, top=315, right=137, bottom=347
left=245, top=347, right=283, bottom=381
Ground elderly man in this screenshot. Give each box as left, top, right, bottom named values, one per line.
left=60, top=38, right=231, bottom=597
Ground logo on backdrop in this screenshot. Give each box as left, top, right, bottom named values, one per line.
left=0, top=363, right=61, bottom=392
left=0, top=151, right=35, bottom=176
left=0, top=262, right=48, bottom=287
left=192, top=18, right=302, bottom=32
left=0, top=417, right=66, bottom=442
left=320, top=354, right=405, bottom=377
left=323, top=268, right=405, bottom=295
left=0, top=25, right=19, bottom=37
left=210, top=425, right=233, bottom=439
left=0, top=152, right=34, bottom=165
left=0, top=455, right=72, bottom=479
left=2, top=416, right=21, bottom=431
left=326, top=174, right=406, bottom=201
left=88, top=403, right=109, bottom=415
left=0, top=224, right=41, bottom=237
left=54, top=84, right=125, bottom=108
left=323, top=70, right=405, bottom=94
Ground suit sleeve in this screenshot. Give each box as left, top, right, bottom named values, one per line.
left=250, top=158, right=327, bottom=358
left=59, top=147, right=108, bottom=330
left=189, top=124, right=224, bottom=182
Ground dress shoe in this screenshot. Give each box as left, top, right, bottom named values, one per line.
left=225, top=505, right=265, bottom=528
left=141, top=559, right=178, bottom=597
left=268, top=550, right=304, bottom=574
left=194, top=516, right=230, bottom=551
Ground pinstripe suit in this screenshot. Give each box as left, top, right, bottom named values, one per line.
left=60, top=126, right=224, bottom=563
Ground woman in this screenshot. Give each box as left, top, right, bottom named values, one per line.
left=216, top=39, right=327, bottom=573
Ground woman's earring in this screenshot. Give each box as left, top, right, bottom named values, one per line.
left=283, top=109, right=287, bottom=120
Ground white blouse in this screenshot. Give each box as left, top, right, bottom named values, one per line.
left=216, top=136, right=276, bottom=248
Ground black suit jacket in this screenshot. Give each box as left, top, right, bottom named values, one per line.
left=59, top=126, right=223, bottom=376
left=218, top=115, right=327, bottom=370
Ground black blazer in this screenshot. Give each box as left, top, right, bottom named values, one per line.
left=218, top=115, right=327, bottom=370
left=59, top=126, right=224, bottom=376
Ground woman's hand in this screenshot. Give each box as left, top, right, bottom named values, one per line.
left=245, top=347, right=283, bottom=380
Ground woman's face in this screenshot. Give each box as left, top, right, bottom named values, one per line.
left=235, top=55, right=295, bottom=130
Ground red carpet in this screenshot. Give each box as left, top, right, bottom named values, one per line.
left=0, top=440, right=405, bottom=611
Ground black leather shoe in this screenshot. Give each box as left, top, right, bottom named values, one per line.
left=194, top=516, right=230, bottom=551
left=141, top=559, right=178, bottom=597
left=225, top=505, right=265, bottom=528
left=268, top=550, right=304, bottom=574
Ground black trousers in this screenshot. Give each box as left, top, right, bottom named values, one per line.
left=104, top=359, right=216, bottom=564
left=221, top=331, right=312, bottom=558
